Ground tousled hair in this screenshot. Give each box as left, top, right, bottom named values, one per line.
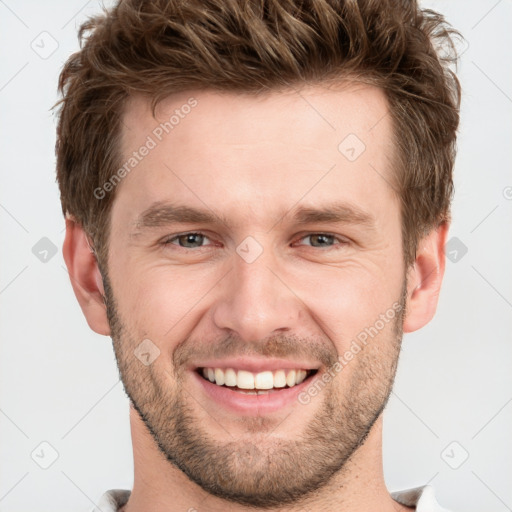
left=54, top=0, right=462, bottom=271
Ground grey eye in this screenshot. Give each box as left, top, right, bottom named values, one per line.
left=165, top=233, right=208, bottom=248
left=302, top=234, right=336, bottom=248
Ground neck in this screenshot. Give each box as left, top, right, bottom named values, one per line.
left=121, top=404, right=410, bottom=512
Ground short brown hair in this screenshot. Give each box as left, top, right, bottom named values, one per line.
left=54, top=0, right=462, bottom=272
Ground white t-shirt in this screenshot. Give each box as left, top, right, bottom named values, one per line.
left=92, top=485, right=452, bottom=511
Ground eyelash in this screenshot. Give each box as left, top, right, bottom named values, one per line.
left=160, top=231, right=349, bottom=251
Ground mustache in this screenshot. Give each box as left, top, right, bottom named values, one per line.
left=173, top=332, right=339, bottom=372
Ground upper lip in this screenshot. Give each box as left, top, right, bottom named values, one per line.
left=191, top=357, right=321, bottom=373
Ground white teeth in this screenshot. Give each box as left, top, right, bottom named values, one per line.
left=286, top=370, right=296, bottom=387
left=273, top=370, right=287, bottom=388
left=224, top=368, right=237, bottom=387
left=296, top=369, right=307, bottom=385
left=254, top=371, right=274, bottom=389
left=200, top=367, right=313, bottom=390
left=214, top=368, right=225, bottom=386
left=237, top=370, right=255, bottom=389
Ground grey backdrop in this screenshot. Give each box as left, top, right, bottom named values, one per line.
left=1, top=1, right=511, bottom=511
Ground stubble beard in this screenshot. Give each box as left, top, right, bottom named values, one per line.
left=102, top=270, right=407, bottom=508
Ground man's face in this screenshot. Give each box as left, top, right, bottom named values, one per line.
left=103, top=84, right=407, bottom=507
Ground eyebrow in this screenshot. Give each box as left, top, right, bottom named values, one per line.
left=130, top=200, right=376, bottom=235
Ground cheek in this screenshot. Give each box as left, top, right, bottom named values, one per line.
left=292, top=260, right=403, bottom=349
left=116, top=263, right=220, bottom=339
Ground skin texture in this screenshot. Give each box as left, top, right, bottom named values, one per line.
left=63, top=83, right=448, bottom=512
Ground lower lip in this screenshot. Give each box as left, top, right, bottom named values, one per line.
left=191, top=370, right=318, bottom=415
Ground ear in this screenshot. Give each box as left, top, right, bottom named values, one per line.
left=402, top=222, right=449, bottom=333
left=62, top=216, right=111, bottom=336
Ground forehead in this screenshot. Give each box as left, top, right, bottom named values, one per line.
left=114, top=83, right=397, bottom=231
left=122, top=82, right=391, bottom=151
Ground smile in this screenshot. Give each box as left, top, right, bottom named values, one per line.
left=189, top=357, right=322, bottom=415
left=198, top=367, right=318, bottom=394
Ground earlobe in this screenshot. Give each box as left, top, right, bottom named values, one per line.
left=62, top=217, right=111, bottom=336
left=402, top=222, right=449, bottom=333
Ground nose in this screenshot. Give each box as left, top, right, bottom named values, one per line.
left=211, top=240, right=303, bottom=343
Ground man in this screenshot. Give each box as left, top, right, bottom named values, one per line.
left=54, top=0, right=462, bottom=510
